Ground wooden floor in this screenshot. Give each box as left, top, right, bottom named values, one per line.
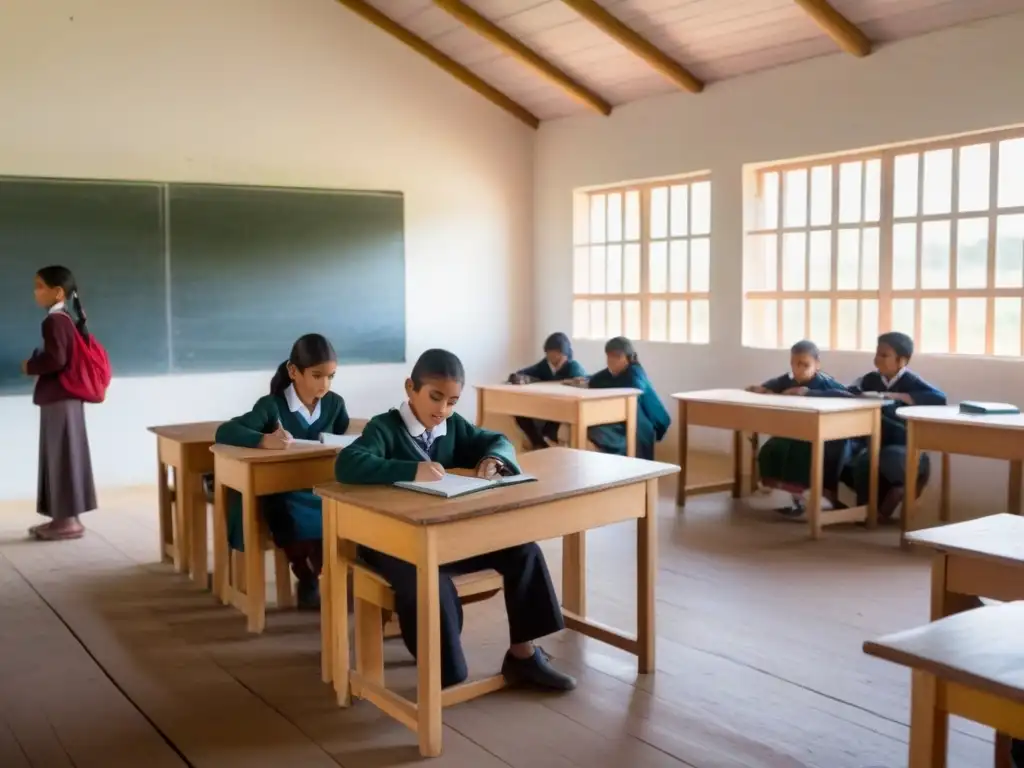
left=0, top=457, right=996, bottom=767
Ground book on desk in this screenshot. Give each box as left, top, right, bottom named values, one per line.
left=291, top=433, right=360, bottom=448
left=395, top=473, right=537, bottom=499
left=959, top=401, right=1021, bottom=415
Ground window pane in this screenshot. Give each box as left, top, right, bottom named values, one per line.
left=836, top=300, right=857, bottom=350
left=892, top=299, right=915, bottom=338
left=920, top=298, right=950, bottom=353
left=573, top=300, right=590, bottom=338
left=590, top=245, right=607, bottom=293
left=837, top=229, right=859, bottom=289
left=864, top=159, right=881, bottom=222
left=782, top=299, right=806, bottom=347
left=573, top=247, right=589, bottom=293
left=782, top=232, right=807, bottom=291
left=669, top=300, right=688, bottom=342
left=894, top=153, right=920, bottom=218
left=607, top=193, right=623, bottom=242
left=606, top=244, right=623, bottom=293
left=574, top=194, right=589, bottom=244
left=860, top=299, right=878, bottom=352
left=624, top=300, right=642, bottom=339
left=691, top=299, right=710, bottom=344
left=623, top=244, right=641, bottom=293
left=649, top=241, right=668, bottom=293
left=920, top=220, right=951, bottom=290
left=958, top=143, right=990, bottom=212
left=668, top=240, right=688, bottom=293
left=649, top=299, right=667, bottom=342
left=808, top=231, right=831, bottom=291
left=956, top=297, right=986, bottom=355
left=861, top=227, right=880, bottom=291
left=691, top=181, right=711, bottom=235
left=994, top=297, right=1022, bottom=356
left=691, top=238, right=710, bottom=292
left=922, top=149, right=953, bottom=215
left=760, top=172, right=779, bottom=229
left=809, top=299, right=830, bottom=348
left=745, top=300, right=777, bottom=348
left=996, top=214, right=1024, bottom=288
left=590, top=301, right=606, bottom=339
left=838, top=161, right=862, bottom=224
left=589, top=194, right=606, bottom=243
left=670, top=185, right=689, bottom=237
left=892, top=223, right=918, bottom=289
left=810, top=165, right=832, bottom=226
left=956, top=217, right=988, bottom=289
left=746, top=233, right=777, bottom=291
left=606, top=300, right=622, bottom=338
left=784, top=169, right=808, bottom=227
left=624, top=191, right=641, bottom=241
left=998, top=138, right=1024, bottom=208
left=650, top=186, right=668, bottom=239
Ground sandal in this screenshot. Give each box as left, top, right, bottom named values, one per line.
left=34, top=522, right=85, bottom=541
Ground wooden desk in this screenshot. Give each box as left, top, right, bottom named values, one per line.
left=317, top=447, right=679, bottom=757
left=475, top=382, right=642, bottom=613
left=147, top=421, right=221, bottom=587
left=863, top=602, right=1024, bottom=767
left=672, top=389, right=884, bottom=539
left=900, top=406, right=1024, bottom=536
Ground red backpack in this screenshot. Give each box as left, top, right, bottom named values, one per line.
left=54, top=313, right=112, bottom=404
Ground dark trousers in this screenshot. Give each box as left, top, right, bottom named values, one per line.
left=358, top=543, right=565, bottom=687
left=515, top=417, right=560, bottom=449
left=283, top=541, right=321, bottom=583
left=845, top=445, right=930, bottom=507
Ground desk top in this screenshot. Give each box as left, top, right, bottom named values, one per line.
left=671, top=388, right=884, bottom=413
left=316, top=446, right=678, bottom=525
left=476, top=382, right=641, bottom=400
left=863, top=602, right=1024, bottom=705
left=906, top=513, right=1024, bottom=565
left=898, top=405, right=1024, bottom=430
left=147, top=421, right=222, bottom=443
left=210, top=442, right=341, bottom=464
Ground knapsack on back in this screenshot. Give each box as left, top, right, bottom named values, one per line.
left=54, top=312, right=111, bottom=404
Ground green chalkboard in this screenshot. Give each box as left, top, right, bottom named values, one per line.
left=168, top=185, right=405, bottom=372
left=0, top=179, right=168, bottom=392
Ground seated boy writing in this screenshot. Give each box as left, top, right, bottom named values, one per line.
left=335, top=349, right=575, bottom=691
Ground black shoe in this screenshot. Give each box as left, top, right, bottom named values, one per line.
left=501, top=647, right=576, bottom=691
left=297, top=579, right=320, bottom=611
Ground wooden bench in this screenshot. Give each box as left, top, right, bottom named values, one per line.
left=864, top=602, right=1024, bottom=767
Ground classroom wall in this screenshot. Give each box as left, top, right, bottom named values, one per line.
left=535, top=11, right=1024, bottom=517
left=0, top=0, right=534, bottom=501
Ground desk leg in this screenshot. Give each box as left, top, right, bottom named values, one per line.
left=157, top=459, right=173, bottom=564
left=212, top=480, right=230, bottom=603
left=808, top=439, right=824, bottom=540
left=749, top=433, right=760, bottom=495
left=171, top=467, right=188, bottom=574
left=908, top=670, right=948, bottom=768
left=940, top=453, right=951, bottom=524
left=182, top=464, right=208, bottom=589
left=995, top=734, right=1014, bottom=768
left=637, top=478, right=657, bottom=673
left=321, top=504, right=334, bottom=684
left=563, top=417, right=587, bottom=616
left=902, top=421, right=919, bottom=547
left=417, top=531, right=442, bottom=757
left=1009, top=460, right=1023, bottom=516
left=242, top=485, right=266, bottom=634
left=867, top=409, right=881, bottom=531
left=676, top=401, right=688, bottom=508
left=625, top=396, right=637, bottom=458
left=331, top=523, right=351, bottom=705
left=731, top=431, right=743, bottom=499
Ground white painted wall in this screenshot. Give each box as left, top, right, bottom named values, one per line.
left=535, top=12, right=1024, bottom=516
left=0, top=0, right=534, bottom=501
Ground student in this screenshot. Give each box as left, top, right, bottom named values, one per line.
left=587, top=336, right=670, bottom=461
left=215, top=334, right=350, bottom=609
left=749, top=339, right=850, bottom=517
left=509, top=332, right=586, bottom=449
left=22, top=266, right=97, bottom=541
left=335, top=348, right=575, bottom=691
left=812, top=331, right=946, bottom=520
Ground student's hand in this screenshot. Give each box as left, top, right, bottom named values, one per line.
left=20, top=360, right=28, bottom=375
left=746, top=385, right=769, bottom=394
left=888, top=392, right=914, bottom=405
left=782, top=386, right=809, bottom=396
left=260, top=422, right=293, bottom=450
left=415, top=462, right=445, bottom=482
left=508, top=373, right=531, bottom=385
left=476, top=458, right=502, bottom=479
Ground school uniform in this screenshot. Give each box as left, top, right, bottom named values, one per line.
left=26, top=302, right=97, bottom=521
left=587, top=363, right=670, bottom=460
left=215, top=386, right=349, bottom=552
left=335, top=404, right=568, bottom=689
left=512, top=357, right=587, bottom=448
left=756, top=372, right=850, bottom=493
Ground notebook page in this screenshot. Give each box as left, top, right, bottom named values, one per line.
left=398, top=473, right=494, bottom=497
left=320, top=433, right=359, bottom=448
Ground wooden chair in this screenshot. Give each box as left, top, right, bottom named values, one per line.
left=221, top=514, right=295, bottom=612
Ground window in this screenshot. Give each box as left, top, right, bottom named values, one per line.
left=573, top=176, right=711, bottom=343
left=745, top=127, right=1024, bottom=356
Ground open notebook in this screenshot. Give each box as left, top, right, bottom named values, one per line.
left=290, top=433, right=360, bottom=448
left=394, top=473, right=537, bottom=499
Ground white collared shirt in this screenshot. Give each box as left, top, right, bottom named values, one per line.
left=284, top=383, right=321, bottom=424
left=48, top=301, right=65, bottom=314
left=880, top=367, right=907, bottom=390
left=399, top=400, right=447, bottom=441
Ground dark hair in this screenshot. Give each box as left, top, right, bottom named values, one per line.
left=410, top=348, right=465, bottom=390
left=36, top=265, right=89, bottom=340
left=269, top=333, right=337, bottom=396
left=878, top=331, right=914, bottom=360
left=605, top=336, right=638, bottom=364
left=790, top=339, right=820, bottom=360
left=543, top=332, right=573, bottom=360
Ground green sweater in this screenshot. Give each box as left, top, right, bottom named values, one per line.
left=335, top=409, right=520, bottom=485
left=216, top=391, right=350, bottom=447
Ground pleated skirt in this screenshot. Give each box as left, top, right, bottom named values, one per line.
left=37, top=399, right=97, bottom=519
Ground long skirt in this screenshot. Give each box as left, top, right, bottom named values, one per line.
left=588, top=422, right=656, bottom=460
left=757, top=437, right=850, bottom=493
left=37, top=399, right=97, bottom=519
left=227, top=489, right=322, bottom=552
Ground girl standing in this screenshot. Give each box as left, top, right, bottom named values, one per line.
left=23, top=266, right=98, bottom=541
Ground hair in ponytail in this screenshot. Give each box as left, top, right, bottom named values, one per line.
left=268, top=333, right=337, bottom=396
left=36, top=265, right=90, bottom=340
left=605, top=336, right=639, bottom=365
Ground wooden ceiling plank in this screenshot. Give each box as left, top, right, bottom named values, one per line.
left=557, top=0, right=704, bottom=94
left=333, top=0, right=540, bottom=128
left=792, top=0, right=872, bottom=57
left=433, top=0, right=612, bottom=115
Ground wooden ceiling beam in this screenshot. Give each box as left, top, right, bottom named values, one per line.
left=558, top=0, right=703, bottom=94
left=333, top=0, right=539, bottom=129
left=792, top=0, right=871, bottom=57
left=433, top=0, right=612, bottom=116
